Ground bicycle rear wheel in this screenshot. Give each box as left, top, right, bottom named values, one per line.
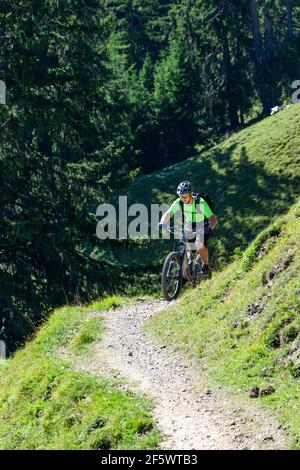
left=162, top=252, right=182, bottom=301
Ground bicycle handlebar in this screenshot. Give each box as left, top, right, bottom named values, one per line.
left=164, top=226, right=183, bottom=236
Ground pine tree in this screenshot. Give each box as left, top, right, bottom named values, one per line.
left=0, top=0, right=135, bottom=352
left=153, top=19, right=203, bottom=167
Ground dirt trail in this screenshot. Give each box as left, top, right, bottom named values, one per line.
left=80, top=299, right=288, bottom=450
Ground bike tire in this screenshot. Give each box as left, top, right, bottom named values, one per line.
left=162, top=252, right=182, bottom=301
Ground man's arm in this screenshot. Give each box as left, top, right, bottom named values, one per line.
left=159, top=199, right=180, bottom=225
left=160, top=211, right=172, bottom=225
left=209, top=214, right=218, bottom=231
left=201, top=199, right=218, bottom=231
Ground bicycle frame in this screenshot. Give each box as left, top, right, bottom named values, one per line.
left=161, top=227, right=203, bottom=300
left=171, top=235, right=198, bottom=280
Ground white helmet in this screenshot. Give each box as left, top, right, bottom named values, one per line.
left=177, top=181, right=192, bottom=195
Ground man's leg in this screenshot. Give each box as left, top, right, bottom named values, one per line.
left=196, top=239, right=211, bottom=278
left=196, top=242, right=209, bottom=265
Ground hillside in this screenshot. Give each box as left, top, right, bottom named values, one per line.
left=105, top=104, right=300, bottom=274
left=148, top=199, right=300, bottom=448
left=1, top=106, right=300, bottom=450
left=0, top=296, right=160, bottom=450
left=2, top=0, right=300, bottom=452
left=1, top=201, right=299, bottom=449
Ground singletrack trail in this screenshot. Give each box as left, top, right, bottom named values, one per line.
left=80, top=299, right=287, bottom=450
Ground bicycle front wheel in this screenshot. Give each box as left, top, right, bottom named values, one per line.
left=162, top=252, right=182, bottom=301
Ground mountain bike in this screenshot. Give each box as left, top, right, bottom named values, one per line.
left=161, top=227, right=205, bottom=301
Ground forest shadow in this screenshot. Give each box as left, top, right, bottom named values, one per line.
left=127, top=143, right=300, bottom=268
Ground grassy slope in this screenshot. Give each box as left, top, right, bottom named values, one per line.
left=2, top=108, right=300, bottom=450
left=108, top=104, right=300, bottom=271
left=148, top=201, right=300, bottom=448
left=0, top=296, right=160, bottom=450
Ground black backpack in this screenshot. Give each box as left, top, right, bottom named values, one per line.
left=179, top=192, right=214, bottom=231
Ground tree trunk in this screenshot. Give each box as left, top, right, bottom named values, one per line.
left=248, top=0, right=272, bottom=116
left=222, top=30, right=240, bottom=130
left=285, top=0, right=294, bottom=41
left=249, top=0, right=262, bottom=63
left=264, top=9, right=275, bottom=64
left=264, top=8, right=277, bottom=107
left=213, top=4, right=239, bottom=130
left=240, top=109, right=244, bottom=126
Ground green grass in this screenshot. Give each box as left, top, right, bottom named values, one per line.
left=70, top=316, right=103, bottom=354
left=102, top=104, right=300, bottom=272
left=88, top=294, right=133, bottom=312
left=148, top=200, right=300, bottom=449
left=0, top=297, right=160, bottom=450
left=70, top=295, right=142, bottom=354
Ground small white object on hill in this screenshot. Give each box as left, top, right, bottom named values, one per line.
left=270, top=104, right=291, bottom=116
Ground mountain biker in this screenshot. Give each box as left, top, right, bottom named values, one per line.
left=158, top=181, right=218, bottom=277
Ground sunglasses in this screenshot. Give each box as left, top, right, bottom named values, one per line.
left=180, top=194, right=191, bottom=200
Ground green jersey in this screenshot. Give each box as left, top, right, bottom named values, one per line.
left=167, top=196, right=213, bottom=223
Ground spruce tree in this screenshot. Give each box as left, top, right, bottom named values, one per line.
left=0, top=0, right=134, bottom=352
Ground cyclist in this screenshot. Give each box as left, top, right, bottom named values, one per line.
left=158, top=181, right=218, bottom=277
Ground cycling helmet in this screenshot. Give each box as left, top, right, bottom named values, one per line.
left=177, top=181, right=192, bottom=195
